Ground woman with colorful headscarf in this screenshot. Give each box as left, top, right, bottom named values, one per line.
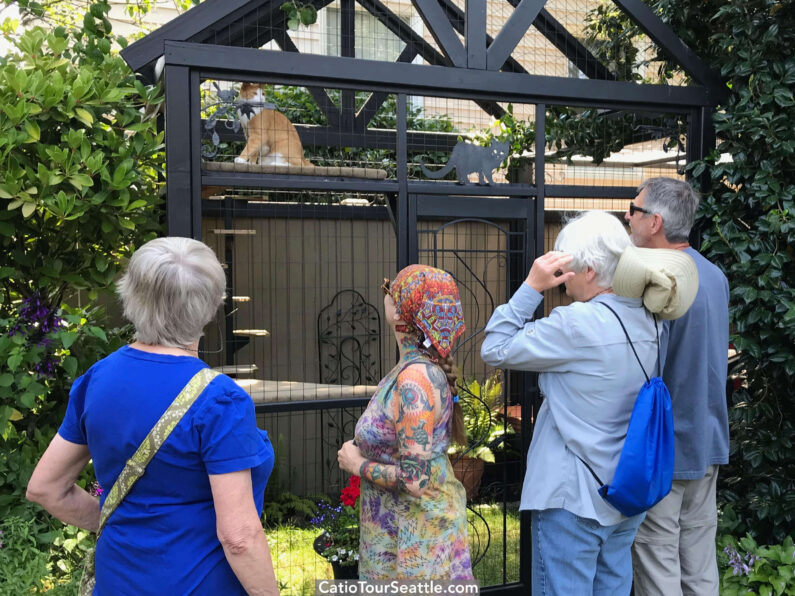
left=336, top=265, right=473, bottom=580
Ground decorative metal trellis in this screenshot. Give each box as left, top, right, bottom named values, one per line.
left=317, top=289, right=382, bottom=385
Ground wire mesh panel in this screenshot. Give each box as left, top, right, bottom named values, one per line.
left=417, top=215, right=528, bottom=587
left=201, top=193, right=396, bottom=592
left=200, top=80, right=402, bottom=175
left=201, top=194, right=397, bottom=385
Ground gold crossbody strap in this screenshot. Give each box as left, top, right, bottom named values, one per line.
left=97, top=367, right=220, bottom=533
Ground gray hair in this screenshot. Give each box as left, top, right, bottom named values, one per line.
left=117, top=237, right=226, bottom=348
left=637, top=177, right=700, bottom=243
left=554, top=210, right=631, bottom=287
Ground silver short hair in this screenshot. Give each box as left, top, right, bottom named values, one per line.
left=117, top=237, right=226, bottom=348
left=554, top=210, right=631, bottom=287
left=638, top=177, right=700, bottom=243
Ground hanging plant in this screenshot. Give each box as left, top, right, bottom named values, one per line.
left=280, top=1, right=318, bottom=30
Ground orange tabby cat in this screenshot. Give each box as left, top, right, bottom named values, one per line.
left=234, top=83, right=312, bottom=167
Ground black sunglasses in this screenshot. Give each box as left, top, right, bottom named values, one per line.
left=629, top=202, right=653, bottom=216
left=381, top=277, right=391, bottom=295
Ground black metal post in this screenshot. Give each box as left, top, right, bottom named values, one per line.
left=397, top=94, right=409, bottom=269
left=189, top=70, right=202, bottom=239
left=223, top=198, right=237, bottom=365
left=164, top=65, right=194, bottom=237
left=340, top=0, right=356, bottom=132
left=686, top=107, right=716, bottom=250
left=465, top=0, right=486, bottom=69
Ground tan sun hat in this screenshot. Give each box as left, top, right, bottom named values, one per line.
left=613, top=246, right=699, bottom=320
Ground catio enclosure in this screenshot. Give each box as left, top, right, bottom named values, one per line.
left=122, top=0, right=722, bottom=591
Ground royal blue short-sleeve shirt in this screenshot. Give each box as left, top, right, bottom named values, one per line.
left=59, top=346, right=274, bottom=595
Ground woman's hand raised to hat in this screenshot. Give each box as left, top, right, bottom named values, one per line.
left=525, top=251, right=576, bottom=293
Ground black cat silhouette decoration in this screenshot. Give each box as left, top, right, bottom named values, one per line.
left=419, top=139, right=509, bottom=185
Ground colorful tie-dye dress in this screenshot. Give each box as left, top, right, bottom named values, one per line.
left=354, top=355, right=473, bottom=580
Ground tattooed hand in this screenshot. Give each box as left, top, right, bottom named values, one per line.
left=337, top=440, right=365, bottom=475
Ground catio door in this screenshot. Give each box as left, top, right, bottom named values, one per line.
left=409, top=193, right=539, bottom=591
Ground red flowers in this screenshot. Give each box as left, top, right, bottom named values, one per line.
left=340, top=475, right=360, bottom=507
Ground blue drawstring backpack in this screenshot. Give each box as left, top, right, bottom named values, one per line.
left=575, top=303, right=674, bottom=518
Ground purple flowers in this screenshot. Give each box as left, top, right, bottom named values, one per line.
left=724, top=544, right=758, bottom=576
left=9, top=292, right=65, bottom=380
left=14, top=293, right=64, bottom=338
left=310, top=501, right=343, bottom=528
left=89, top=482, right=103, bottom=497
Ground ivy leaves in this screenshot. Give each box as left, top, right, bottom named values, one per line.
left=688, top=0, right=794, bottom=544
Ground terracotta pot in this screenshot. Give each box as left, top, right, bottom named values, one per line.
left=450, top=454, right=485, bottom=500
left=497, top=405, right=523, bottom=433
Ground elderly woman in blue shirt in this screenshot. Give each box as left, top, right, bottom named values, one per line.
left=27, top=237, right=278, bottom=595
left=481, top=210, right=658, bottom=596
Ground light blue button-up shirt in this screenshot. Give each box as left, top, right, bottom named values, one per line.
left=481, top=283, right=659, bottom=526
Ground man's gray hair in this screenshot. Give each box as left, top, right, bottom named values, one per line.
left=554, top=210, right=631, bottom=287
left=638, top=177, right=700, bottom=243
left=117, top=237, right=226, bottom=348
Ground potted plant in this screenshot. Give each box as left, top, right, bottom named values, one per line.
left=311, top=476, right=360, bottom=579
left=449, top=372, right=515, bottom=499
left=472, top=103, right=535, bottom=184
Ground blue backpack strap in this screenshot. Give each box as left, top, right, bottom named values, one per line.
left=599, top=302, right=658, bottom=383
left=577, top=453, right=605, bottom=488
left=573, top=302, right=661, bottom=489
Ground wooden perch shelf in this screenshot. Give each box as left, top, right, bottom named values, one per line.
left=232, top=329, right=270, bottom=337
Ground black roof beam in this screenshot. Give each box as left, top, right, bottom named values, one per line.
left=465, top=0, right=487, bottom=69
left=436, top=0, right=611, bottom=81
left=437, top=0, right=527, bottom=75
left=273, top=30, right=342, bottom=129
left=531, top=7, right=617, bottom=81
left=206, top=0, right=334, bottom=50
left=354, top=45, right=419, bottom=131
left=487, top=0, right=547, bottom=71
left=167, top=42, right=712, bottom=110
left=411, top=0, right=467, bottom=67
left=612, top=0, right=724, bottom=98
left=122, top=0, right=259, bottom=78
left=356, top=0, right=505, bottom=119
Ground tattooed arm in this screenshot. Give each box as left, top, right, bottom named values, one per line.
left=358, top=363, right=440, bottom=497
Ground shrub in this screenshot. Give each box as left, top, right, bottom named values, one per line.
left=0, top=515, right=50, bottom=593
left=718, top=534, right=795, bottom=596
left=0, top=0, right=163, bottom=587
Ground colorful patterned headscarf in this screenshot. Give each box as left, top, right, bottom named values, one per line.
left=389, top=265, right=465, bottom=358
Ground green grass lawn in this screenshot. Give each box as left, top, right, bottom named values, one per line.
left=268, top=503, right=521, bottom=595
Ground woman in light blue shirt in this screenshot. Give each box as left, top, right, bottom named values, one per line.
left=481, top=211, right=658, bottom=595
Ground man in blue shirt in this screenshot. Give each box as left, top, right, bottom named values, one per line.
left=626, top=178, right=730, bottom=596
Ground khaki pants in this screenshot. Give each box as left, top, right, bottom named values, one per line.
left=632, top=465, right=720, bottom=596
